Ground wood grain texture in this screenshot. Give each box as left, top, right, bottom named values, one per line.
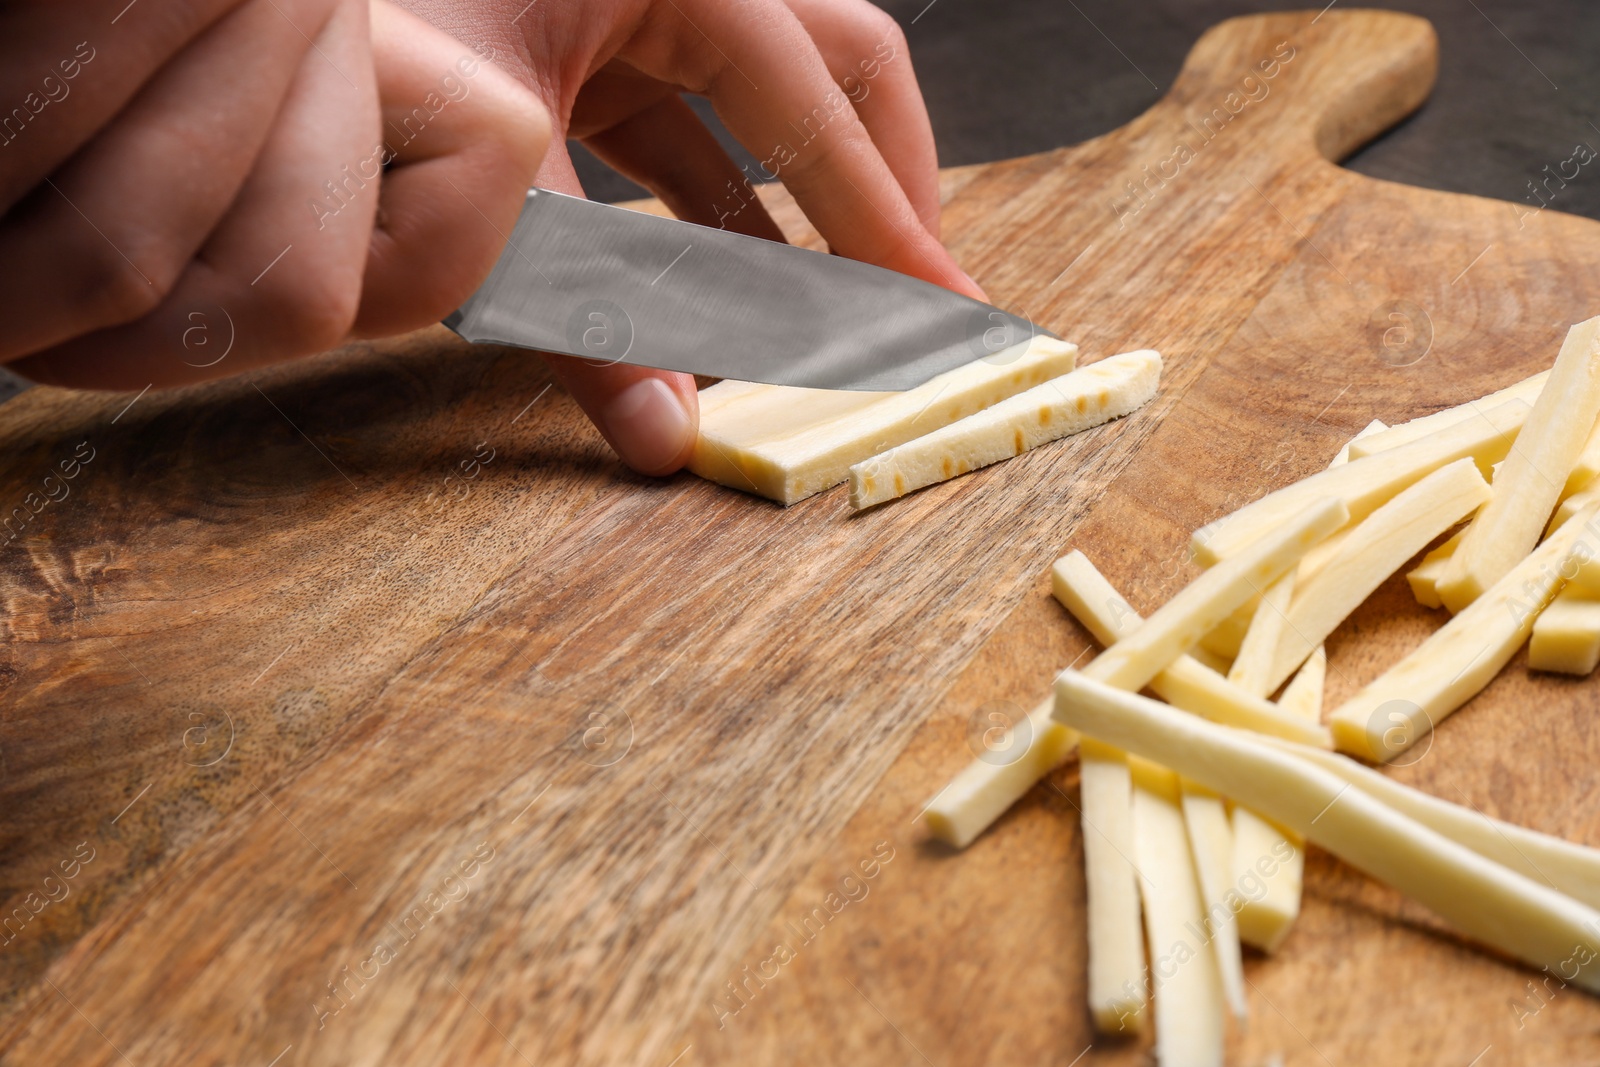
left=1, top=9, right=1598, bottom=1065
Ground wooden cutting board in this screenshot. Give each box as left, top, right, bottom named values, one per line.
left=3, top=8, right=1599, bottom=1064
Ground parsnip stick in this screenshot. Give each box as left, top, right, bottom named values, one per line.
left=1053, top=671, right=1600, bottom=994
left=1082, top=739, right=1147, bottom=1033
left=1178, top=780, right=1248, bottom=1019
left=1072, top=498, right=1339, bottom=1030
left=1259, top=735, right=1600, bottom=910
left=922, top=499, right=1346, bottom=854
left=1347, top=371, right=1548, bottom=460
left=1328, top=501, right=1600, bottom=762
left=1229, top=420, right=1393, bottom=696
left=1258, top=459, right=1491, bottom=695
left=1407, top=530, right=1461, bottom=610
left=1529, top=589, right=1600, bottom=676
left=1132, top=760, right=1226, bottom=1066
left=1085, top=498, right=1347, bottom=692
left=1232, top=647, right=1324, bottom=953
left=848, top=350, right=1161, bottom=509
left=1190, top=399, right=1527, bottom=565
left=1050, top=550, right=1330, bottom=745
left=1227, top=572, right=1295, bottom=696
left=920, top=698, right=1076, bottom=850
left=1198, top=601, right=1253, bottom=662
left=1278, top=646, right=1326, bottom=722
left=1565, top=415, right=1600, bottom=497
left=1438, top=317, right=1600, bottom=610
left=1550, top=482, right=1600, bottom=537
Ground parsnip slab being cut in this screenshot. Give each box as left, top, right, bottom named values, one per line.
left=1347, top=371, right=1549, bottom=459
left=1261, top=735, right=1600, bottom=908
left=921, top=698, right=1076, bottom=850
left=1131, top=761, right=1226, bottom=1067
left=1231, top=648, right=1322, bottom=953
left=688, top=336, right=1078, bottom=504
left=1052, top=671, right=1600, bottom=993
left=1178, top=781, right=1247, bottom=1020
left=1051, top=551, right=1329, bottom=744
left=1529, top=589, right=1600, bottom=676
left=849, top=350, right=1160, bottom=509
left=1328, top=501, right=1600, bottom=762
left=1256, top=458, right=1492, bottom=695
left=1437, top=317, right=1600, bottom=610
left=1190, top=399, right=1528, bottom=565
left=1082, top=739, right=1147, bottom=1033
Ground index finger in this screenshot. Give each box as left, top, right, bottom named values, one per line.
left=628, top=0, right=986, bottom=301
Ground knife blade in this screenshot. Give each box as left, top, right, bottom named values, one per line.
left=443, top=188, right=1053, bottom=391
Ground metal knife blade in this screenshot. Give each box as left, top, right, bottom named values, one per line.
left=443, top=188, right=1053, bottom=391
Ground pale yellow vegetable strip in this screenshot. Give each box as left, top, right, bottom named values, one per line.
left=1190, top=399, right=1527, bottom=565
left=1259, top=458, right=1492, bottom=695
left=1050, top=550, right=1330, bottom=745
left=1277, top=645, right=1326, bottom=721
left=921, top=698, right=1076, bottom=850
left=1566, top=415, right=1600, bottom=496
left=1178, top=780, right=1247, bottom=1020
left=1227, top=571, right=1295, bottom=696
left=1223, top=421, right=1378, bottom=695
left=1549, top=482, right=1600, bottom=537
left=1529, top=589, right=1600, bottom=676
left=1259, top=735, right=1600, bottom=910
left=1132, top=760, right=1226, bottom=1066
left=1197, top=602, right=1252, bottom=662
left=923, top=499, right=1345, bottom=853
left=1328, top=501, right=1600, bottom=762
left=1407, top=530, right=1462, bottom=610
left=1086, top=497, right=1348, bottom=692
left=1231, top=649, right=1322, bottom=953
left=689, top=336, right=1078, bottom=504
left=1348, top=370, right=1549, bottom=459
left=1185, top=644, right=1234, bottom=675
left=1071, top=499, right=1340, bottom=1031
left=1231, top=804, right=1302, bottom=953
left=1438, top=317, right=1600, bottom=610
left=1082, top=739, right=1146, bottom=1034
left=847, top=350, right=1161, bottom=509
left=1053, top=671, right=1600, bottom=994
left=1571, top=554, right=1600, bottom=597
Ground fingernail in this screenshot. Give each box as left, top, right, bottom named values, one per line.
left=601, top=377, right=694, bottom=475
left=961, top=268, right=989, bottom=302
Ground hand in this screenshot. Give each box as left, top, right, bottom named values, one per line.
left=397, top=0, right=983, bottom=476
left=0, top=0, right=549, bottom=389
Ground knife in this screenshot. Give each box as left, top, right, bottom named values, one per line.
left=443, top=188, right=1053, bottom=392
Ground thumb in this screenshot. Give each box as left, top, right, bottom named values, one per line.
left=533, top=146, right=698, bottom=477
left=546, top=357, right=699, bottom=477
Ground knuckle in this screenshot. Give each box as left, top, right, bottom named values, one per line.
left=77, top=242, right=171, bottom=327
left=255, top=266, right=362, bottom=353
left=856, top=6, right=907, bottom=50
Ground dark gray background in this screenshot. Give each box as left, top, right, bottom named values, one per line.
left=573, top=0, right=1600, bottom=226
